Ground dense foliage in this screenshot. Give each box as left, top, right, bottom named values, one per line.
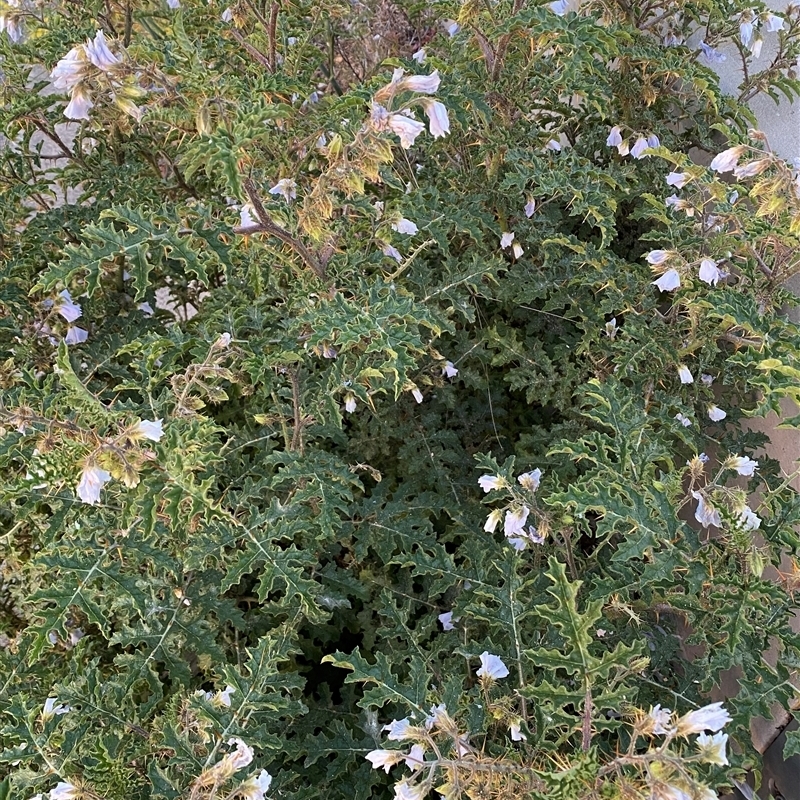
left=3, top=0, right=800, bottom=798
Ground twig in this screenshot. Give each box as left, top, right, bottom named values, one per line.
left=289, top=368, right=304, bottom=454
left=582, top=685, right=593, bottom=751
left=227, top=27, right=272, bottom=70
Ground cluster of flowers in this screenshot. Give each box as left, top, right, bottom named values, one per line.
left=672, top=369, right=727, bottom=425
left=76, top=419, right=164, bottom=504
left=50, top=30, right=143, bottom=121
left=369, top=69, right=450, bottom=150
left=40, top=290, right=88, bottom=346
left=646, top=247, right=728, bottom=294
left=606, top=126, right=660, bottom=159
left=479, top=469, right=544, bottom=551
left=689, top=454, right=762, bottom=532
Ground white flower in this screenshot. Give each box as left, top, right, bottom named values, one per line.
left=443, top=19, right=460, bottom=36
left=344, top=394, right=357, bottom=413
left=666, top=171, right=687, bottom=188
left=215, top=332, right=232, bottom=349
left=707, top=404, right=727, bottom=422
left=512, top=242, right=524, bottom=259
left=421, top=100, right=450, bottom=138
left=677, top=365, right=693, bottom=384
left=524, top=197, right=536, bottom=217
left=138, top=302, right=154, bottom=316
left=383, top=718, right=413, bottom=741
left=85, top=30, right=120, bottom=71
left=394, top=781, right=427, bottom=800
left=411, top=387, right=423, bottom=404
left=698, top=258, right=722, bottom=286
left=392, top=217, right=418, bottom=235
left=404, top=743, right=425, bottom=768
left=424, top=703, right=451, bottom=730
left=381, top=243, right=403, bottom=262
left=388, top=113, right=426, bottom=148
left=412, top=48, right=426, bottom=63
left=239, top=769, right=272, bottom=800
left=701, top=373, right=714, bottom=385
left=442, top=361, right=458, bottom=378
left=504, top=505, right=530, bottom=536
left=213, top=685, right=236, bottom=708
left=366, top=749, right=404, bottom=773
left=647, top=134, right=660, bottom=148
left=42, top=697, right=71, bottom=720
left=507, top=535, right=529, bottom=551
left=676, top=702, right=731, bottom=736
left=57, top=290, right=82, bottom=322
left=49, top=782, right=79, bottom=800
left=605, top=317, right=618, bottom=339
left=500, top=232, right=515, bottom=249
left=478, top=475, right=504, bottom=492
left=477, top=651, right=509, bottom=680
left=699, top=41, right=726, bottom=63
left=221, top=7, right=234, bottom=22
left=765, top=12, right=785, bottom=32
left=728, top=455, right=758, bottom=475
left=606, top=126, right=623, bottom=147
left=438, top=611, right=455, bottom=630
left=710, top=146, right=746, bottom=173
left=401, top=70, right=440, bottom=94
left=64, top=86, right=94, bottom=121
left=550, top=0, right=570, bottom=14
left=646, top=249, right=671, bottom=265
left=167, top=0, right=181, bottom=7
left=51, top=47, right=86, bottom=91
left=136, top=419, right=164, bottom=442
left=545, top=139, right=562, bottom=151
left=484, top=509, right=503, bottom=532
left=738, top=506, right=761, bottom=531
left=517, top=469, right=542, bottom=492
left=630, top=137, right=650, bottom=158
left=696, top=732, right=728, bottom=765
left=691, top=491, right=721, bottom=529
left=751, top=37, right=763, bottom=58
left=734, top=159, right=769, bottom=179
left=1, top=12, right=24, bottom=43
left=268, top=178, right=297, bottom=202
left=617, top=140, right=630, bottom=156
left=652, top=269, right=681, bottom=292
left=76, top=464, right=112, bottom=505
left=222, top=737, right=254, bottom=771
left=675, top=413, right=691, bottom=427
left=648, top=704, right=674, bottom=735
left=510, top=721, right=527, bottom=741
left=239, top=203, right=257, bottom=227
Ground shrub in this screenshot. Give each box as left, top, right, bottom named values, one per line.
left=2, top=0, right=800, bottom=798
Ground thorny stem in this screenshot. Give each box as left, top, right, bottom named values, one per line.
left=289, top=368, right=305, bottom=454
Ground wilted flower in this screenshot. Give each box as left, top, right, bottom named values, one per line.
left=630, top=137, right=650, bottom=158
left=691, top=490, right=721, bottom=528
left=710, top=146, right=746, bottom=173
left=606, top=126, right=623, bottom=147
left=500, top=232, right=515, bottom=249
left=64, top=86, right=94, bottom=121
left=366, top=749, right=404, bottom=773
left=42, top=697, right=71, bottom=720
left=512, top=242, right=524, bottom=259
left=442, top=361, right=458, bottom=378
left=550, top=0, right=570, bottom=14
left=675, top=413, right=691, bottom=427
left=701, top=373, right=714, bottom=385
left=678, top=365, right=694, bottom=384
left=1, top=10, right=24, bottom=43
left=675, top=702, right=731, bottom=736
left=400, top=70, right=441, bottom=94
left=411, top=387, right=423, bottom=404
left=696, top=731, right=729, bottom=765
left=510, top=721, right=527, bottom=741
left=404, top=744, right=425, bottom=768
left=268, top=178, right=297, bottom=202
left=504, top=505, right=530, bottom=536
left=727, top=455, right=758, bottom=476
left=49, top=782, right=79, bottom=800
left=478, top=475, right=505, bottom=492
left=381, top=243, right=403, bottom=262
left=392, top=217, right=418, bottom=235
left=214, top=332, right=232, bottom=349
left=647, top=704, right=673, bottom=735
left=699, top=41, right=727, bottom=63
left=239, top=769, right=272, bottom=800
left=85, top=30, right=120, bottom=71
left=51, top=47, right=88, bottom=91
left=438, top=611, right=456, bottom=630
left=524, top=197, right=536, bottom=217
left=605, top=317, right=618, bottom=338
left=707, top=404, right=727, bottom=422
left=666, top=171, right=687, bottom=188
left=383, top=718, right=414, bottom=740
left=412, top=48, right=426, bottom=63
left=477, top=651, right=509, bottom=680
left=212, top=685, right=235, bottom=708
left=136, top=419, right=164, bottom=442
left=421, top=99, right=450, bottom=138
left=652, top=269, right=681, bottom=292
left=517, top=469, right=542, bottom=492
left=77, top=464, right=112, bottom=505
left=734, top=159, right=770, bottom=179
left=344, top=394, right=357, bottom=413
left=484, top=509, right=503, bottom=532
left=698, top=258, right=722, bottom=286
left=387, top=113, right=426, bottom=148
left=57, top=290, right=82, bottom=322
